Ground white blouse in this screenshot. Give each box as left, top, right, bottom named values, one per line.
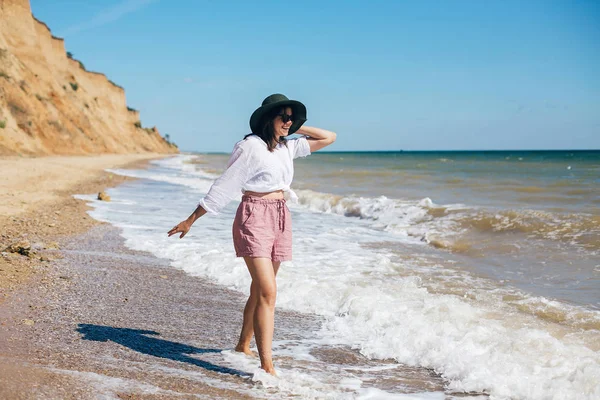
left=199, top=135, right=311, bottom=214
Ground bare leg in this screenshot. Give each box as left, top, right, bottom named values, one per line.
left=235, top=261, right=280, bottom=357
left=235, top=281, right=258, bottom=356
left=236, top=257, right=279, bottom=375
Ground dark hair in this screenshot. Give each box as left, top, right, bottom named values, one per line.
left=244, top=107, right=288, bottom=152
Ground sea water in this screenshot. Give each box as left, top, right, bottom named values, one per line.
left=77, top=150, right=600, bottom=399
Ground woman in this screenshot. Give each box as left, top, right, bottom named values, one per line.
left=167, top=94, right=336, bottom=375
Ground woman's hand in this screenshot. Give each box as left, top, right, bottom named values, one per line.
left=168, top=219, right=193, bottom=238
left=167, top=205, right=208, bottom=239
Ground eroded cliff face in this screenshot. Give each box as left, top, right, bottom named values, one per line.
left=0, top=0, right=178, bottom=155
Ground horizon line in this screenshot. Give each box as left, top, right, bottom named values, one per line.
left=183, top=148, right=600, bottom=154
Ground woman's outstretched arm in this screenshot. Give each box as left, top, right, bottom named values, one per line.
left=167, top=205, right=207, bottom=238
left=296, top=126, right=336, bottom=152
left=168, top=142, right=251, bottom=239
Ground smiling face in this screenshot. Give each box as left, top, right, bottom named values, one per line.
left=273, top=107, right=293, bottom=139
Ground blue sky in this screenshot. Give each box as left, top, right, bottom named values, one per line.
left=30, top=0, right=599, bottom=152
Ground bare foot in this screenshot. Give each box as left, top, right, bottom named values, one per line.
left=234, top=345, right=257, bottom=357
left=262, top=366, right=277, bottom=376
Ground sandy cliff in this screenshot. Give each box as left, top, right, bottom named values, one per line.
left=0, top=0, right=177, bottom=155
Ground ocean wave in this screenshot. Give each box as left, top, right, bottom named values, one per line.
left=294, top=189, right=456, bottom=240
left=507, top=295, right=600, bottom=331
left=294, top=189, right=600, bottom=252
left=456, top=209, right=600, bottom=251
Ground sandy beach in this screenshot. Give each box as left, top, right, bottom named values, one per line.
left=0, top=224, right=267, bottom=399
left=0, top=154, right=178, bottom=398
left=0, top=155, right=166, bottom=298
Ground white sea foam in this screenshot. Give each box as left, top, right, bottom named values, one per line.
left=294, top=189, right=462, bottom=241
left=81, top=155, right=600, bottom=400
left=356, top=390, right=445, bottom=400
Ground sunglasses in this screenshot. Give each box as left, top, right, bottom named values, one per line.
left=276, top=113, right=294, bottom=123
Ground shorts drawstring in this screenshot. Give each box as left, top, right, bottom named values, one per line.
left=277, top=201, right=285, bottom=232
left=241, top=195, right=286, bottom=232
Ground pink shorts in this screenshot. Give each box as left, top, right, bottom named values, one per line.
left=232, top=195, right=292, bottom=262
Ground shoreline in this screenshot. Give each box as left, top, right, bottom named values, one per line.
left=0, top=154, right=170, bottom=398
left=0, top=153, right=304, bottom=398
left=1, top=218, right=444, bottom=399
left=0, top=154, right=455, bottom=399
left=0, top=224, right=260, bottom=399
left=0, top=154, right=169, bottom=301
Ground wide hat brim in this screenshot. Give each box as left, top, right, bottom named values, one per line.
left=249, top=94, right=307, bottom=135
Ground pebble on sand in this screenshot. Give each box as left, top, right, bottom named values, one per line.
left=97, top=191, right=111, bottom=201
left=4, top=240, right=31, bottom=256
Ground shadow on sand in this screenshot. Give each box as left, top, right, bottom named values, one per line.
left=77, top=324, right=249, bottom=377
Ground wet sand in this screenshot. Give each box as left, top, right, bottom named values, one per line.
left=0, top=154, right=172, bottom=398
left=0, top=225, right=262, bottom=399
left=0, top=223, right=455, bottom=399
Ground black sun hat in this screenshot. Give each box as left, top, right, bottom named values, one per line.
left=249, top=94, right=307, bottom=135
